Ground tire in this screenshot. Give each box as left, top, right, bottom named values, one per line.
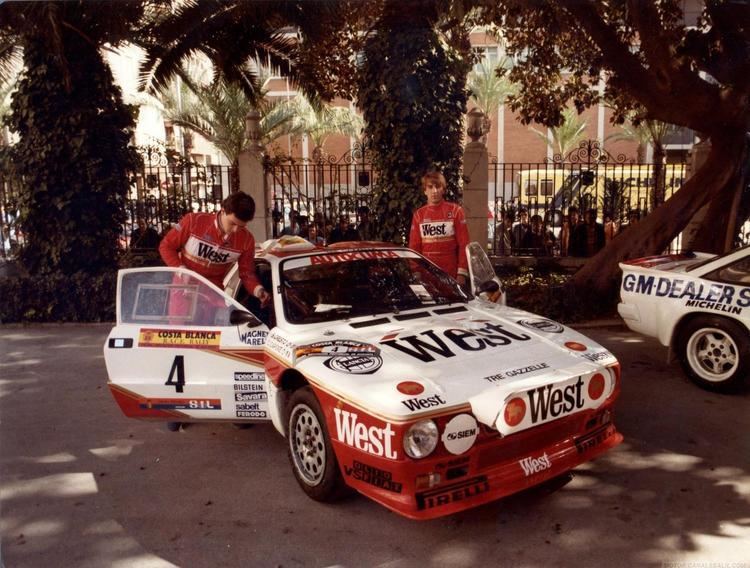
left=286, top=386, right=348, bottom=502
left=677, top=316, right=750, bottom=393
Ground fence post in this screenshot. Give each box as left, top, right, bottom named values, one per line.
left=463, top=109, right=489, bottom=247
left=239, top=110, right=271, bottom=241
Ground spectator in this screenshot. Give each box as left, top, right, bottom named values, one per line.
left=357, top=205, right=374, bottom=241
left=495, top=211, right=514, bottom=256
left=619, top=209, right=641, bottom=234
left=603, top=211, right=618, bottom=243
left=511, top=208, right=530, bottom=254
left=523, top=214, right=556, bottom=256
left=408, top=169, right=470, bottom=285
left=559, top=206, right=580, bottom=256
left=130, top=218, right=161, bottom=250
left=572, top=208, right=605, bottom=257
left=328, top=215, right=360, bottom=244
left=305, top=223, right=325, bottom=246
left=280, top=209, right=300, bottom=236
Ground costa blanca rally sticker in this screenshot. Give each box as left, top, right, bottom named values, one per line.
left=139, top=329, right=221, bottom=349
left=441, top=414, right=478, bottom=455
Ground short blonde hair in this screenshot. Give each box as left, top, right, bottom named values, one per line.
left=421, top=170, right=446, bottom=189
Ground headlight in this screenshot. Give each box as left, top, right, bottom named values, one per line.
left=403, top=419, right=438, bottom=459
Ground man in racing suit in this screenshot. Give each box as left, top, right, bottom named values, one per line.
left=159, top=192, right=270, bottom=305
left=408, top=170, right=470, bottom=286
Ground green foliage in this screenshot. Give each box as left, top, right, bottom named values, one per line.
left=530, top=107, right=588, bottom=158
left=0, top=271, right=116, bottom=323
left=358, top=16, right=470, bottom=243
left=4, top=32, right=139, bottom=277
left=467, top=57, right=516, bottom=117
left=500, top=267, right=617, bottom=323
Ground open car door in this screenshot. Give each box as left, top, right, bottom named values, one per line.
left=467, top=242, right=506, bottom=305
left=104, top=268, right=271, bottom=424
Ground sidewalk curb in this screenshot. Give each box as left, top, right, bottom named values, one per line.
left=570, top=318, right=625, bottom=329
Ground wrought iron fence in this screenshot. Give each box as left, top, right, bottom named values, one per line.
left=0, top=145, right=237, bottom=260
left=487, top=140, right=691, bottom=256
left=265, top=143, right=377, bottom=239
left=126, top=146, right=236, bottom=248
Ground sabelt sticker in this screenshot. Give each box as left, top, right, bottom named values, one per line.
left=139, top=329, right=221, bottom=349
left=441, top=414, right=479, bottom=455
left=516, top=318, right=564, bottom=334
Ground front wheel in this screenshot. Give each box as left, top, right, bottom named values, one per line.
left=286, top=386, right=348, bottom=502
left=677, top=316, right=749, bottom=393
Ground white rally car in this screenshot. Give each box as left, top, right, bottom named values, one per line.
left=618, top=247, right=750, bottom=392
left=104, top=239, right=621, bottom=519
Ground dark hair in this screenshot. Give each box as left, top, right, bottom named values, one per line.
left=222, top=192, right=256, bottom=222
left=568, top=206, right=579, bottom=214
left=357, top=205, right=370, bottom=216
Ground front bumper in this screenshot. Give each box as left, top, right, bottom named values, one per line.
left=339, top=403, right=621, bottom=520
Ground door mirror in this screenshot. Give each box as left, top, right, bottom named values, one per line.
left=478, top=280, right=500, bottom=294
left=230, top=309, right=263, bottom=327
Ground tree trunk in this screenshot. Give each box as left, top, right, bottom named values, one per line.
left=571, top=129, right=746, bottom=297
left=689, top=139, right=749, bottom=253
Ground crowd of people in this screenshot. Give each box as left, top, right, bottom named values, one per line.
left=494, top=205, right=641, bottom=257
left=278, top=205, right=373, bottom=246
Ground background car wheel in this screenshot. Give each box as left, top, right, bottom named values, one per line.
left=286, top=386, right=348, bottom=502
left=677, top=316, right=750, bottom=393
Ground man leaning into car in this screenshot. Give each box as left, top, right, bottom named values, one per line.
left=408, top=169, right=470, bottom=287
left=159, top=192, right=270, bottom=306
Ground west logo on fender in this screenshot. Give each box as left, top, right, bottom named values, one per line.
left=381, top=323, right=531, bottom=363
left=333, top=409, right=397, bottom=459
left=196, top=242, right=231, bottom=263
left=519, top=452, right=551, bottom=476
left=401, top=394, right=446, bottom=412
left=526, top=378, right=585, bottom=423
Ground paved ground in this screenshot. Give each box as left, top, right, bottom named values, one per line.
left=1, top=324, right=748, bottom=568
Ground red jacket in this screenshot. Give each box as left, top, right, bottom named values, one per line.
left=159, top=212, right=261, bottom=295
left=409, top=201, right=469, bottom=279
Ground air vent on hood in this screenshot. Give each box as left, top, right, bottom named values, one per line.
left=394, top=311, right=430, bottom=321
left=350, top=317, right=391, bottom=328
left=433, top=306, right=468, bottom=315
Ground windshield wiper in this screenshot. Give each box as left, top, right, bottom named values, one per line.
left=313, top=303, right=352, bottom=314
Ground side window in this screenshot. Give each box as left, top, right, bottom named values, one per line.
left=540, top=179, right=554, bottom=197
left=704, top=257, right=750, bottom=285
left=235, top=261, right=275, bottom=328
left=120, top=270, right=237, bottom=327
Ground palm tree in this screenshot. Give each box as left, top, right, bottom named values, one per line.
left=466, top=57, right=516, bottom=139
left=283, top=95, right=364, bottom=154
left=530, top=107, right=588, bottom=158
left=607, top=116, right=679, bottom=207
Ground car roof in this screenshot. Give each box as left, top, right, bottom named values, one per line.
left=257, top=237, right=401, bottom=261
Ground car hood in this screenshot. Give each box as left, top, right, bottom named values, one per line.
left=268, top=301, right=618, bottom=434
left=620, top=252, right=714, bottom=274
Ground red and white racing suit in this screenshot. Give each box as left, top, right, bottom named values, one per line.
left=159, top=211, right=262, bottom=295
left=408, top=201, right=470, bottom=279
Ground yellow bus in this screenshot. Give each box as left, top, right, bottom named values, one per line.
left=515, top=163, right=688, bottom=219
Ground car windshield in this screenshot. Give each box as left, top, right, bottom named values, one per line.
left=686, top=244, right=750, bottom=272
left=280, top=249, right=468, bottom=324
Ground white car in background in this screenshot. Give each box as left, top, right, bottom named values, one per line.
left=618, top=247, right=750, bottom=392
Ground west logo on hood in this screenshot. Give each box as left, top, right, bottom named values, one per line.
left=380, top=322, right=531, bottom=363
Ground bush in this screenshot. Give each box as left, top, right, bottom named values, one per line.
left=502, top=267, right=618, bottom=323
left=0, top=271, right=116, bottom=323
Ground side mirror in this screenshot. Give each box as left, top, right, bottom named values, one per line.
left=478, top=280, right=500, bottom=294
left=230, top=309, right=263, bottom=328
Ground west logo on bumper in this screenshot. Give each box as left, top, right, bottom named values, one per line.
left=497, top=372, right=612, bottom=434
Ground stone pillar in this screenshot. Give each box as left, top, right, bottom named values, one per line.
left=462, top=109, right=489, bottom=247
left=238, top=110, right=271, bottom=241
